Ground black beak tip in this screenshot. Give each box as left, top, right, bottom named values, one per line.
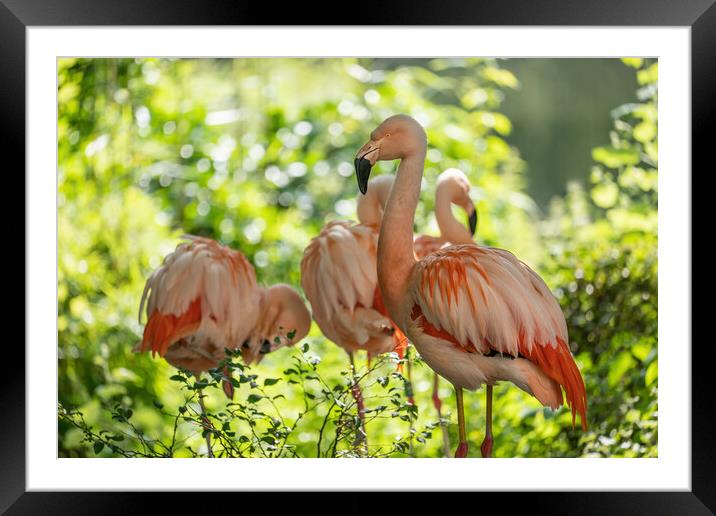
left=468, top=206, right=478, bottom=236
left=354, top=157, right=372, bottom=195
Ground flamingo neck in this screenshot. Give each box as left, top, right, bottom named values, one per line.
left=435, top=188, right=473, bottom=244
left=377, top=151, right=425, bottom=318
left=356, top=177, right=392, bottom=227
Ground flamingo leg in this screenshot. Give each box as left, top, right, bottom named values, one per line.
left=480, top=384, right=494, bottom=458
left=405, top=346, right=415, bottom=406
left=405, top=346, right=416, bottom=456
left=349, top=352, right=368, bottom=453
left=454, top=386, right=468, bottom=458
left=433, top=373, right=451, bottom=458
left=197, top=387, right=214, bottom=458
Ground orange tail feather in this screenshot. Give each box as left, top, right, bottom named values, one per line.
left=519, top=334, right=588, bottom=431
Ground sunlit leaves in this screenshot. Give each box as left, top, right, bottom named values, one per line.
left=645, top=361, right=658, bottom=387
left=539, top=58, right=657, bottom=458
left=636, top=62, right=658, bottom=86
left=590, top=181, right=620, bottom=209
left=481, top=67, right=519, bottom=89
left=592, top=145, right=640, bottom=168
left=633, top=121, right=656, bottom=143
left=621, top=57, right=643, bottom=69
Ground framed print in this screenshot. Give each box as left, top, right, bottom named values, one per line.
left=4, top=0, right=709, bottom=513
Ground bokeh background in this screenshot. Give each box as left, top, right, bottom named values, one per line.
left=58, top=57, right=658, bottom=458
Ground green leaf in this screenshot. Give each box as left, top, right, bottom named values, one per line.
left=608, top=350, right=637, bottom=387
left=592, top=146, right=640, bottom=168
left=591, top=182, right=619, bottom=208
left=633, top=121, right=656, bottom=143
left=637, top=63, right=658, bottom=85
left=481, top=67, right=519, bottom=89
left=645, top=361, right=658, bottom=387
left=247, top=394, right=263, bottom=404
left=631, top=339, right=654, bottom=362
left=621, top=58, right=643, bottom=69
left=93, top=442, right=104, bottom=454
left=263, top=378, right=280, bottom=386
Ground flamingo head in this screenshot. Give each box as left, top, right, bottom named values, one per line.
left=355, top=114, right=427, bottom=194
left=436, top=168, right=478, bottom=236
left=240, top=284, right=311, bottom=365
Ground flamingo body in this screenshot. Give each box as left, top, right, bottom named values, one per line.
left=138, top=235, right=311, bottom=374
left=139, top=235, right=261, bottom=364
left=354, top=114, right=588, bottom=453
left=407, top=244, right=586, bottom=428
left=300, top=220, right=400, bottom=358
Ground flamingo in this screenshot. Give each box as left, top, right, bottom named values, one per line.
left=354, top=115, right=587, bottom=458
left=300, top=175, right=406, bottom=450
left=137, top=235, right=311, bottom=400
left=413, top=168, right=477, bottom=457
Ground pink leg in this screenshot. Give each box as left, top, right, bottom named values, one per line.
left=197, top=387, right=214, bottom=458
left=433, top=374, right=451, bottom=457
left=349, top=352, right=368, bottom=451
left=405, top=348, right=415, bottom=406
left=454, top=387, right=468, bottom=458
left=432, top=373, right=442, bottom=413
left=480, top=384, right=493, bottom=458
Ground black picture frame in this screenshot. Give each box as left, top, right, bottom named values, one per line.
left=4, top=0, right=707, bottom=513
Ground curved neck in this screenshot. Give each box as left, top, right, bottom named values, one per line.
left=435, top=188, right=473, bottom=244
left=356, top=178, right=392, bottom=227
left=377, top=150, right=425, bottom=313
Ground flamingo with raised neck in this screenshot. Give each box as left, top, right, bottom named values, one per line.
left=414, top=168, right=477, bottom=260
left=355, top=114, right=587, bottom=457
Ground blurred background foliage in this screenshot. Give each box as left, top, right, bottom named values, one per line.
left=58, top=57, right=657, bottom=458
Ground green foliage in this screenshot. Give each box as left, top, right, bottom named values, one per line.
left=538, top=58, right=658, bottom=457
left=60, top=344, right=433, bottom=458
left=58, top=57, right=657, bottom=458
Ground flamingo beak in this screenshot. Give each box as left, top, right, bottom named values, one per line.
left=467, top=202, right=478, bottom=236
left=355, top=157, right=372, bottom=194
left=260, top=340, right=271, bottom=354
left=355, top=142, right=379, bottom=194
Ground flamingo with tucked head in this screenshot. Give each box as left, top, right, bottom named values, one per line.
left=354, top=115, right=587, bottom=457
left=138, top=235, right=311, bottom=398
left=300, top=176, right=407, bottom=450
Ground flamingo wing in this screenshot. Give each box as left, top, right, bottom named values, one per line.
left=139, top=235, right=261, bottom=358
left=409, top=243, right=587, bottom=429
left=301, top=221, right=377, bottom=322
